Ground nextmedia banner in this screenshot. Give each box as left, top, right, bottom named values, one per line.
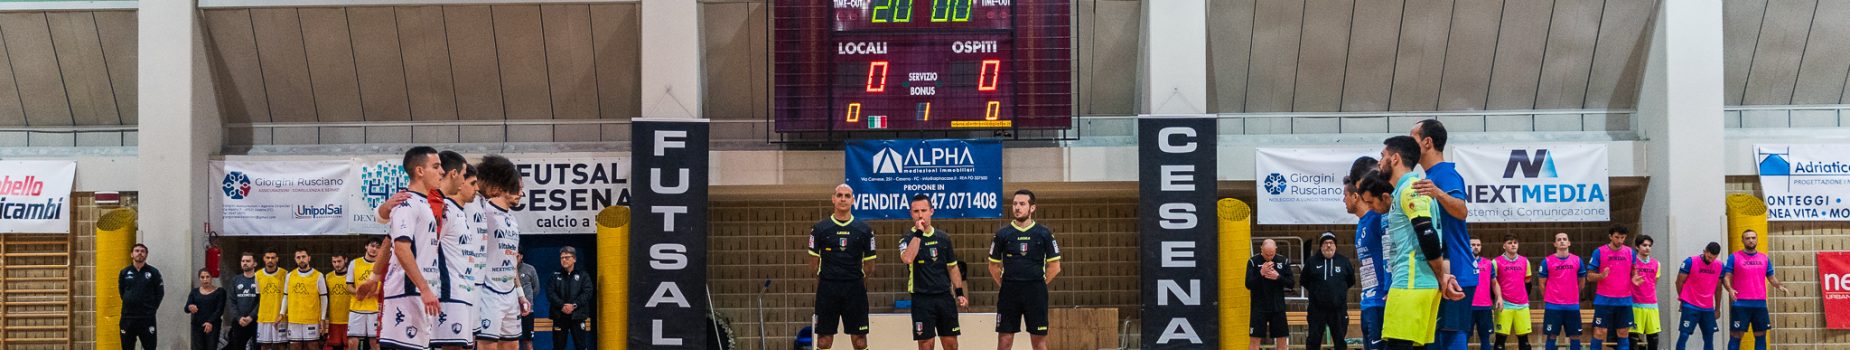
left=1138, top=116, right=1218, bottom=349
left=211, top=160, right=352, bottom=236
left=1451, top=144, right=1610, bottom=222
left=1255, top=147, right=1376, bottom=225
left=844, top=138, right=1004, bottom=220
left=629, top=120, right=709, bottom=349
left=1757, top=144, right=1850, bottom=221
left=0, top=160, right=75, bottom=234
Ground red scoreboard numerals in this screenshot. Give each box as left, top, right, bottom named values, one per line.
left=978, top=59, right=1001, bottom=92
left=865, top=61, right=890, bottom=93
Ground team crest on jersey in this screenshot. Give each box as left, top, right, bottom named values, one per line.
left=406, top=326, right=418, bottom=338
left=453, top=323, right=464, bottom=334
left=1019, top=243, right=1029, bottom=255
left=929, top=248, right=938, bottom=260
left=839, top=237, right=848, bottom=248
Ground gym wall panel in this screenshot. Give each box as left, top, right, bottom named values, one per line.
left=346, top=7, right=413, bottom=121
left=1243, top=0, right=1304, bottom=113
left=1790, top=0, right=1850, bottom=105
left=93, top=11, right=136, bottom=125
left=397, top=6, right=461, bottom=121
left=46, top=13, right=120, bottom=126
left=1434, top=0, right=1502, bottom=111
left=1290, top=0, right=1353, bottom=113
left=1338, top=0, right=1403, bottom=112
left=1484, top=0, right=1551, bottom=110
left=1206, top=0, right=1255, bottom=113
left=1722, top=0, right=1768, bottom=106
left=541, top=4, right=598, bottom=121
left=1, top=13, right=75, bottom=126
left=1739, top=0, right=1816, bottom=105
left=444, top=6, right=507, bottom=121
left=493, top=5, right=554, bottom=120
left=1386, top=0, right=1453, bottom=112
left=250, top=8, right=319, bottom=123
left=1084, top=0, right=1139, bottom=115
left=0, top=20, right=26, bottom=127
left=591, top=3, right=641, bottom=121
left=700, top=2, right=763, bottom=121
left=299, top=8, right=365, bottom=123
left=1532, top=0, right=1600, bottom=109
left=1580, top=0, right=1652, bottom=109
left=204, top=10, right=271, bottom=124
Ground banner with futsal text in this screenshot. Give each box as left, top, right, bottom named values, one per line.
left=0, top=160, right=75, bottom=233
left=629, top=120, right=709, bottom=349
left=1138, top=116, right=1218, bottom=349
left=211, top=160, right=353, bottom=236
left=1755, top=144, right=1850, bottom=221
left=844, top=138, right=1004, bottom=220
left=507, top=156, right=630, bottom=234
left=1822, top=252, right=1850, bottom=329
left=1254, top=147, right=1376, bottom=224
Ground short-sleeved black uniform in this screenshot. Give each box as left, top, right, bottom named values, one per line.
left=806, top=215, right=877, bottom=335
left=902, top=228, right=960, bottom=340
left=988, top=222, right=1062, bottom=335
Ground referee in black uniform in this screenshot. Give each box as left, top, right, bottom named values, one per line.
left=807, top=184, right=878, bottom=350
left=901, top=194, right=967, bottom=350
left=988, top=189, right=1063, bottom=350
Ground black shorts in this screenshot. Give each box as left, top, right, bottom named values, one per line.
left=814, top=279, right=871, bottom=335
left=996, top=280, right=1049, bottom=335
left=1250, top=310, right=1289, bottom=339
left=910, top=293, right=961, bottom=340
left=520, top=315, right=534, bottom=341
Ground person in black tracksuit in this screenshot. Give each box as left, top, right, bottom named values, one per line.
left=1246, top=239, right=1293, bottom=350
left=547, top=246, right=595, bottom=350
left=187, top=268, right=228, bottom=350
left=120, top=244, right=165, bottom=350
left=807, top=184, right=878, bottom=350
left=1301, top=232, right=1357, bottom=350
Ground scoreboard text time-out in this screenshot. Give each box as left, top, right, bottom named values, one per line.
left=773, top=0, right=1073, bottom=132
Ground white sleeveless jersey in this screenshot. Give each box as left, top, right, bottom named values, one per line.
left=438, top=196, right=480, bottom=303
left=482, top=200, right=521, bottom=294
left=471, top=196, right=492, bottom=293
left=385, top=191, right=441, bottom=298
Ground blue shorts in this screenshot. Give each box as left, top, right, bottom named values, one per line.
left=1362, top=306, right=1386, bottom=350
left=1437, top=286, right=1477, bottom=331
left=1729, top=306, right=1772, bottom=332
left=1542, top=309, right=1583, bottom=336
left=1592, top=304, right=1634, bottom=329
left=1471, top=308, right=1495, bottom=334
left=1678, top=305, right=1718, bottom=334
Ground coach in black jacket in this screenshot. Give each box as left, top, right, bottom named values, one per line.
left=119, top=243, right=164, bottom=350
left=548, top=246, right=595, bottom=350
left=1301, top=232, right=1357, bottom=350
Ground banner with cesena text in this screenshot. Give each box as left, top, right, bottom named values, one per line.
left=506, top=156, right=630, bottom=234
left=211, top=160, right=353, bottom=236
left=0, top=160, right=75, bottom=234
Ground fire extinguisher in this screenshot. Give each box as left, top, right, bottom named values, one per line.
left=204, top=222, right=222, bottom=278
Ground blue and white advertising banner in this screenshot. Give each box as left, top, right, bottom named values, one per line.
left=845, top=138, right=1004, bottom=220
left=1756, top=144, right=1850, bottom=221
left=347, top=157, right=408, bottom=234
left=0, top=160, right=75, bottom=234
left=1255, top=147, right=1377, bottom=225
left=1453, top=144, right=1610, bottom=222
left=211, top=160, right=353, bottom=236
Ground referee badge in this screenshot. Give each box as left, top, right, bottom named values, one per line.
left=1019, top=243, right=1029, bottom=255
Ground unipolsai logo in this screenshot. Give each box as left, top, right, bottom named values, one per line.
left=360, top=160, right=409, bottom=209
left=1503, top=149, right=1558, bottom=178
left=222, top=171, right=253, bottom=200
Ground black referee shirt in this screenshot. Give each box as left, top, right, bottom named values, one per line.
left=807, top=215, right=877, bottom=281
left=902, top=228, right=959, bottom=295
left=988, top=222, right=1062, bottom=282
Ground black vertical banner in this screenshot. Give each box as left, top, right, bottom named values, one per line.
left=1138, top=116, right=1219, bottom=349
left=630, top=119, right=710, bottom=348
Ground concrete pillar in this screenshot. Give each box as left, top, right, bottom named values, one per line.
left=640, top=0, right=703, bottom=119
left=1142, top=0, right=1207, bottom=115
left=1636, top=0, right=1725, bottom=347
left=137, top=0, right=223, bottom=347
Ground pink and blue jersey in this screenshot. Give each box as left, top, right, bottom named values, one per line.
left=1632, top=257, right=1659, bottom=305
left=1678, top=255, right=1723, bottom=311
left=1538, top=253, right=1585, bottom=310
left=1587, top=245, right=1637, bottom=306
left=1492, top=255, right=1532, bottom=307
left=1723, top=250, right=1775, bottom=308
left=1472, top=257, right=1494, bottom=308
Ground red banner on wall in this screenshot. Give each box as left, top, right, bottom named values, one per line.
left=1821, top=252, right=1850, bottom=329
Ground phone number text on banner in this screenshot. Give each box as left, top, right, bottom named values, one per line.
left=845, top=138, right=1004, bottom=220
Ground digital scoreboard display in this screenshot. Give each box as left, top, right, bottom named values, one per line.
left=774, top=0, right=1073, bottom=132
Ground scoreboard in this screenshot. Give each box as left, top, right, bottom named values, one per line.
left=773, top=0, right=1073, bottom=132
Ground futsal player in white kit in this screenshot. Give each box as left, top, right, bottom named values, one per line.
left=474, top=155, right=529, bottom=350
left=432, top=151, right=483, bottom=349
left=360, top=146, right=449, bottom=350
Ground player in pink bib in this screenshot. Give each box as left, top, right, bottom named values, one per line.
left=1675, top=242, right=1724, bottom=350
left=1470, top=239, right=1495, bottom=350
left=1629, top=235, right=1662, bottom=350
left=1490, top=235, right=1532, bottom=350
left=1585, top=226, right=1635, bottom=350
left=1722, top=230, right=1790, bottom=350
left=1537, top=233, right=1585, bottom=350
